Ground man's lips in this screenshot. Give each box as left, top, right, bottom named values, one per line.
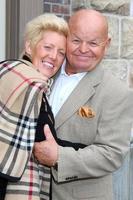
left=75, top=54, right=94, bottom=58
left=75, top=55, right=94, bottom=61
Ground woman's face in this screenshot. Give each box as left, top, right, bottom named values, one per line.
left=27, top=30, right=66, bottom=78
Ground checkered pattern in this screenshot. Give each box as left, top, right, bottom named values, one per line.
left=0, top=60, right=50, bottom=199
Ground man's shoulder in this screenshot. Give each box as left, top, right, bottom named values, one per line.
left=103, top=68, right=128, bottom=89
left=98, top=68, right=133, bottom=101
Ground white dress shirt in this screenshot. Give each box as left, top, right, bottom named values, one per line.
left=49, top=61, right=87, bottom=116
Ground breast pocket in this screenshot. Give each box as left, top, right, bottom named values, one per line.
left=57, top=112, right=97, bottom=145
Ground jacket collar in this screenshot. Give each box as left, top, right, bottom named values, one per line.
left=55, top=65, right=104, bottom=129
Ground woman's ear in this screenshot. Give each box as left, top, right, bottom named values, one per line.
left=25, top=41, right=32, bottom=56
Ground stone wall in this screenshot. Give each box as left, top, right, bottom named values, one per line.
left=43, top=0, right=133, bottom=87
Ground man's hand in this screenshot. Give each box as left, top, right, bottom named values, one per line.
left=34, top=124, right=58, bottom=166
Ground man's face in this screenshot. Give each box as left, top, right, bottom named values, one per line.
left=66, top=12, right=110, bottom=74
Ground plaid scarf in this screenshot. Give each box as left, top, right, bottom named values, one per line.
left=0, top=60, right=51, bottom=200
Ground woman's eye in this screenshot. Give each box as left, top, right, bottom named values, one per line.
left=59, top=52, right=65, bottom=57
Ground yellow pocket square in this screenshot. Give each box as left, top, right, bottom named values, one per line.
left=77, top=106, right=95, bottom=118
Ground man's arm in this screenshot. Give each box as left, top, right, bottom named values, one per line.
left=34, top=89, right=133, bottom=183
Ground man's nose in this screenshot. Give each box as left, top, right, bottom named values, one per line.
left=79, top=42, right=88, bottom=53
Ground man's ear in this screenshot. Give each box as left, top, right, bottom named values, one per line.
left=104, top=37, right=111, bottom=54
left=106, top=37, right=111, bottom=49
left=25, top=41, right=32, bottom=55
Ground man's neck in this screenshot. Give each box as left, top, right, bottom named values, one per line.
left=65, top=65, right=80, bottom=75
left=65, top=66, right=86, bottom=75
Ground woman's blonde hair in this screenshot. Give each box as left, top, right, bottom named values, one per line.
left=24, top=13, right=68, bottom=50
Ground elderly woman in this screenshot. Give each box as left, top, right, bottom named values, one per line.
left=0, top=13, right=68, bottom=200
left=0, top=13, right=86, bottom=200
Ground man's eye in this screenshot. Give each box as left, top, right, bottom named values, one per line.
left=44, top=46, right=51, bottom=49
left=72, top=39, right=80, bottom=44
left=89, top=42, right=98, bottom=47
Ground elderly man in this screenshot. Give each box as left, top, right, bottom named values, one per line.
left=34, top=9, right=133, bottom=200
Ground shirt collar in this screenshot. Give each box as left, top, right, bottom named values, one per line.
left=60, top=59, right=87, bottom=79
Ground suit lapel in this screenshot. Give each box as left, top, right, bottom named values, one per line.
left=55, top=66, right=104, bottom=129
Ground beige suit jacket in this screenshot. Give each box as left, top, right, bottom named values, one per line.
left=51, top=66, right=133, bottom=200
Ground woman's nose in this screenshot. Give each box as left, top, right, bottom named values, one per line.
left=49, top=49, right=57, bottom=60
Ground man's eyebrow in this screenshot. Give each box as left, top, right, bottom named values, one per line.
left=70, top=33, right=81, bottom=39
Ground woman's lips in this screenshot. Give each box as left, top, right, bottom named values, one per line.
left=42, top=61, right=54, bottom=68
